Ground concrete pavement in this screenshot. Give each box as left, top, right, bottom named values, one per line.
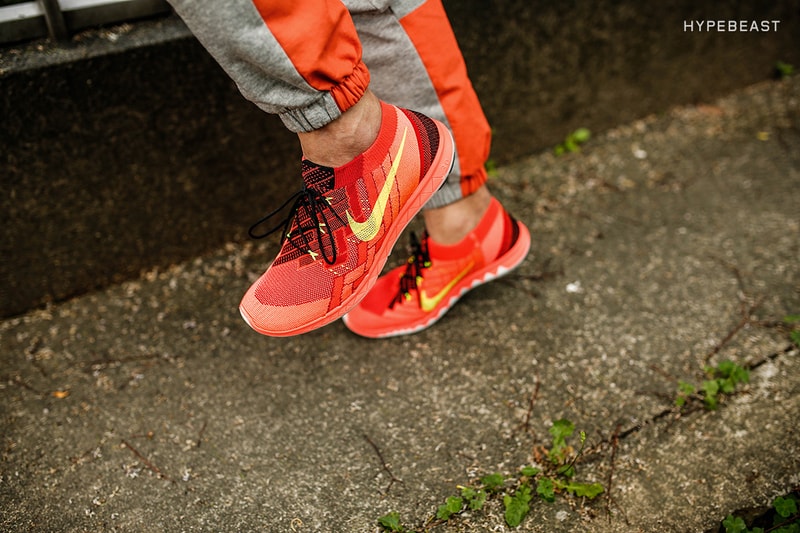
left=1, top=76, right=799, bottom=532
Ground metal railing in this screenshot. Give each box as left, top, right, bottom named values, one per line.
left=0, top=0, right=171, bottom=44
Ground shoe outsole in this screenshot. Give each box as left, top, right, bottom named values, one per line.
left=240, top=123, right=456, bottom=337
left=342, top=220, right=532, bottom=338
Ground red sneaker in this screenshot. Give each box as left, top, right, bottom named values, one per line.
left=239, top=102, right=455, bottom=336
left=342, top=198, right=530, bottom=338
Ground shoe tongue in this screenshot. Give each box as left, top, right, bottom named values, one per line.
left=301, top=160, right=336, bottom=193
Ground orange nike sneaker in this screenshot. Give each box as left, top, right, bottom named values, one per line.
left=239, top=102, right=455, bottom=336
left=342, top=197, right=530, bottom=338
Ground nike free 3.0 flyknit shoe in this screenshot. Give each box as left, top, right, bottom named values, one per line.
left=343, top=197, right=530, bottom=338
left=239, top=101, right=455, bottom=336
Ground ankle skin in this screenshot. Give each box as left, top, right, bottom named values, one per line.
left=297, top=90, right=382, bottom=167
left=423, top=185, right=492, bottom=245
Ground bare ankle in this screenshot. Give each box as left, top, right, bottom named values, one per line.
left=423, top=186, right=492, bottom=245
left=297, top=90, right=382, bottom=167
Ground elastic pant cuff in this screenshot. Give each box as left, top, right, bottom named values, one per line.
left=425, top=176, right=463, bottom=209
left=277, top=60, right=371, bottom=133
left=277, top=93, right=343, bottom=133
left=329, top=60, right=370, bottom=113
left=425, top=165, right=488, bottom=209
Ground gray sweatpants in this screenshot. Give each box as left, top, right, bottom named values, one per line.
left=167, top=0, right=491, bottom=208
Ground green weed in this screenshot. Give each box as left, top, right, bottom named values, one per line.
left=377, top=511, right=406, bottom=532
left=484, top=158, right=499, bottom=178
left=460, top=485, right=488, bottom=510
left=775, top=61, right=795, bottom=79
left=554, top=128, right=591, bottom=156
left=480, top=472, right=505, bottom=492
left=675, top=360, right=749, bottom=410
left=435, top=495, right=464, bottom=521
left=504, top=484, right=533, bottom=527
left=377, top=418, right=603, bottom=531
left=722, top=493, right=799, bottom=533
left=785, top=314, right=800, bottom=347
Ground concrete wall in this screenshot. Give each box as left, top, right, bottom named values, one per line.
left=2, top=1, right=799, bottom=318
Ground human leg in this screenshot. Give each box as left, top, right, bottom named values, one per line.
left=168, top=0, right=456, bottom=336
left=349, top=0, right=491, bottom=214
left=296, top=90, right=381, bottom=168
left=343, top=1, right=531, bottom=337
left=168, top=0, right=368, bottom=131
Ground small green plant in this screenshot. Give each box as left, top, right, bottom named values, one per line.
left=775, top=61, right=795, bottom=79
left=460, top=485, right=488, bottom=510
left=377, top=511, right=406, bottom=532
left=776, top=496, right=799, bottom=513
left=675, top=360, right=749, bottom=410
left=536, top=476, right=555, bottom=502
left=436, top=495, right=464, bottom=521
left=548, top=418, right=575, bottom=464
left=504, top=484, right=533, bottom=527
left=480, top=472, right=505, bottom=492
left=723, top=514, right=748, bottom=533
left=675, top=380, right=696, bottom=408
left=484, top=158, right=499, bottom=178
left=377, top=419, right=603, bottom=532
left=554, top=128, right=591, bottom=156
left=785, top=314, right=800, bottom=347
left=722, top=493, right=799, bottom=533
left=501, top=419, right=603, bottom=527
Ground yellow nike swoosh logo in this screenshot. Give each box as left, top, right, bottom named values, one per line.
left=419, top=261, right=474, bottom=313
left=347, top=127, right=407, bottom=242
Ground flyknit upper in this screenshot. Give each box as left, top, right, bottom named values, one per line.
left=239, top=101, right=454, bottom=336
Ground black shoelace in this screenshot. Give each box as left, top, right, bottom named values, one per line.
left=391, top=231, right=432, bottom=308
left=248, top=185, right=346, bottom=265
